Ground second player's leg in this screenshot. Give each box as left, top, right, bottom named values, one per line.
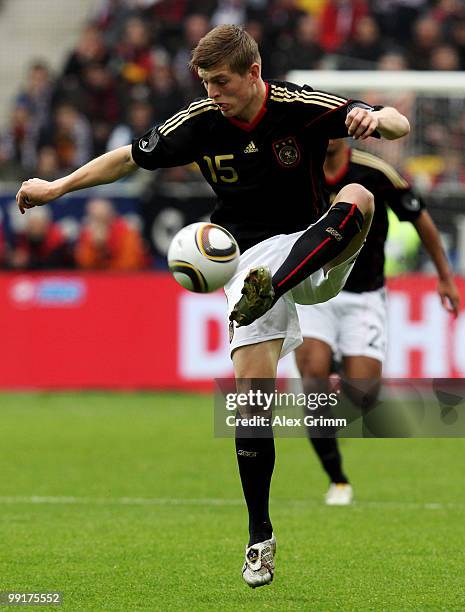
left=295, top=339, right=351, bottom=499
left=342, top=355, right=382, bottom=410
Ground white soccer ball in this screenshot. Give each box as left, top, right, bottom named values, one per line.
left=167, top=222, right=240, bottom=293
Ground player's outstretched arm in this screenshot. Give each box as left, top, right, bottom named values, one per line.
left=413, top=210, right=460, bottom=316
left=345, top=106, right=410, bottom=141
left=16, top=145, right=138, bottom=214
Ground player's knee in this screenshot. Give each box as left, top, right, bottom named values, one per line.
left=350, top=184, right=374, bottom=218
left=342, top=379, right=380, bottom=411
left=335, top=183, right=374, bottom=221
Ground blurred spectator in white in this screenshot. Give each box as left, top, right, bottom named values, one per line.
left=75, top=198, right=148, bottom=270
left=9, top=207, right=73, bottom=270
left=339, top=15, right=386, bottom=68
left=39, top=103, right=93, bottom=171
left=211, top=0, right=246, bottom=26
left=407, top=16, right=443, bottom=70
left=106, top=99, right=153, bottom=150
left=318, top=0, right=368, bottom=53
left=173, top=14, right=210, bottom=98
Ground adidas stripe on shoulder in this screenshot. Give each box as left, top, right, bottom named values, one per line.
left=270, top=83, right=347, bottom=110
left=158, top=99, right=218, bottom=137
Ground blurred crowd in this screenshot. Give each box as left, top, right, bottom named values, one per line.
left=0, top=197, right=149, bottom=271
left=1, top=0, right=465, bottom=270
left=2, top=0, right=465, bottom=181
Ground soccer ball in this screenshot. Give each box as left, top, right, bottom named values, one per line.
left=167, top=222, right=240, bottom=293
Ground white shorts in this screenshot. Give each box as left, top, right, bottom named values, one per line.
left=296, top=287, right=387, bottom=363
left=225, top=229, right=361, bottom=359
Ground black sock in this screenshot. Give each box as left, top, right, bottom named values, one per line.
left=235, top=424, right=275, bottom=546
left=272, top=202, right=364, bottom=300
left=309, top=437, right=349, bottom=484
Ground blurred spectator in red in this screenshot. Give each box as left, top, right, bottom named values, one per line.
left=39, top=103, right=93, bottom=171
left=173, top=14, right=210, bottom=98
left=115, top=16, right=154, bottom=86
left=407, top=16, right=443, bottom=70
left=75, top=198, right=148, bottom=270
left=431, top=0, right=465, bottom=26
left=10, top=207, right=73, bottom=270
left=318, top=0, right=368, bottom=53
left=106, top=98, right=153, bottom=150
left=339, top=15, right=386, bottom=69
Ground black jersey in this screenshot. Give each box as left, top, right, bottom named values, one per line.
left=325, top=148, right=424, bottom=293
left=131, top=80, right=377, bottom=253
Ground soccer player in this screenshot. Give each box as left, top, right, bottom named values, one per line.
left=16, top=25, right=410, bottom=587
left=296, top=138, right=460, bottom=506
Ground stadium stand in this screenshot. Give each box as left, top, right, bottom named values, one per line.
left=1, top=0, right=465, bottom=271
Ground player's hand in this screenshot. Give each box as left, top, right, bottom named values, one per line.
left=16, top=178, right=57, bottom=214
left=345, top=108, right=379, bottom=140
left=437, top=277, right=460, bottom=317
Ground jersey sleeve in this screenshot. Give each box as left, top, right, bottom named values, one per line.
left=131, top=99, right=217, bottom=170
left=376, top=165, right=425, bottom=221
left=299, top=86, right=380, bottom=139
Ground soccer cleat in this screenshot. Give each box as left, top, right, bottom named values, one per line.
left=242, top=534, right=276, bottom=588
left=230, top=266, right=275, bottom=327
left=325, top=483, right=353, bottom=506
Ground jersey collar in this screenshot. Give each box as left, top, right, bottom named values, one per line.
left=227, top=82, right=269, bottom=132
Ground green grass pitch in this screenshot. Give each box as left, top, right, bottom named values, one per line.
left=1, top=392, right=464, bottom=610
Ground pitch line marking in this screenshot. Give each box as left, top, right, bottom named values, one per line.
left=0, top=496, right=461, bottom=510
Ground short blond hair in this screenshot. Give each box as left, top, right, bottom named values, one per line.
left=190, top=24, right=261, bottom=75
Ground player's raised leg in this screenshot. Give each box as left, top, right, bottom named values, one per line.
left=295, top=339, right=353, bottom=505
left=232, top=338, right=282, bottom=588
left=230, top=184, right=374, bottom=327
